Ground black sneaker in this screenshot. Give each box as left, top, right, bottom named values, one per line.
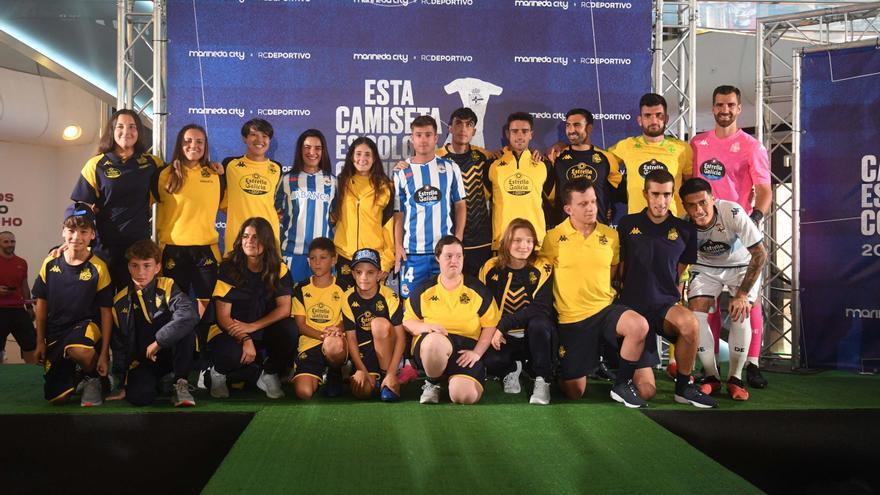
left=746, top=363, right=768, bottom=389
left=674, top=380, right=718, bottom=409
left=610, top=380, right=648, bottom=408
left=592, top=361, right=617, bottom=381
left=324, top=370, right=343, bottom=398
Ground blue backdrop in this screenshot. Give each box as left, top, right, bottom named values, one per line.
left=166, top=0, right=652, bottom=248
left=800, top=44, right=880, bottom=370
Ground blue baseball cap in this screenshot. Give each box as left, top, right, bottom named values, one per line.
left=350, top=248, right=381, bottom=269
left=63, top=202, right=96, bottom=228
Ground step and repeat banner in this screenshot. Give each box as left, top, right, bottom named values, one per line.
left=166, top=0, right=651, bottom=248
left=800, top=44, right=880, bottom=370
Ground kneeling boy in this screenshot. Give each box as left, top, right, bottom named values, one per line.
left=108, top=240, right=199, bottom=407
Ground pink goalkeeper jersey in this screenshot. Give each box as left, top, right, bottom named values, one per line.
left=690, top=129, right=770, bottom=214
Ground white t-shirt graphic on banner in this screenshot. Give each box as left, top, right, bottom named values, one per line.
left=443, top=78, right=503, bottom=148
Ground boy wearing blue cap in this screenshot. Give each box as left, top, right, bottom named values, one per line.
left=341, top=248, right=406, bottom=401
left=32, top=203, right=114, bottom=406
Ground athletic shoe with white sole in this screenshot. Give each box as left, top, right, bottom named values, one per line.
left=209, top=367, right=229, bottom=399
left=674, top=381, right=718, bottom=409
left=80, top=377, right=103, bottom=407
left=172, top=378, right=196, bottom=407
left=419, top=381, right=441, bottom=404
left=529, top=377, right=551, bottom=405
left=257, top=370, right=285, bottom=399
left=610, top=379, right=648, bottom=408
left=502, top=362, right=522, bottom=394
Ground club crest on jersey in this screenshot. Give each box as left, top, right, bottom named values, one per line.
left=165, top=258, right=175, bottom=270
left=558, top=345, right=567, bottom=358
left=323, top=176, right=332, bottom=186
left=104, top=167, right=122, bottom=179
left=155, top=295, right=163, bottom=307
left=471, top=151, right=481, bottom=161
left=332, top=292, right=341, bottom=301
left=592, top=153, right=602, bottom=164
left=700, top=159, right=725, bottom=180
left=200, top=167, right=212, bottom=178
left=341, top=265, right=351, bottom=275
left=505, top=173, right=532, bottom=196
left=436, top=163, right=446, bottom=173
left=730, top=142, right=741, bottom=153
left=376, top=300, right=386, bottom=312
left=566, top=163, right=597, bottom=182
left=459, top=293, right=471, bottom=304
left=598, top=234, right=608, bottom=245
left=268, top=163, right=277, bottom=174
left=414, top=185, right=441, bottom=205
left=240, top=173, right=270, bottom=195
left=667, top=228, right=679, bottom=241
left=638, top=159, right=668, bottom=178
left=529, top=272, right=538, bottom=284
left=79, top=268, right=92, bottom=281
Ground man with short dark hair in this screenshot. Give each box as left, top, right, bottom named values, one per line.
left=610, top=93, right=693, bottom=218
left=436, top=108, right=494, bottom=276
left=691, top=85, right=772, bottom=388
left=0, top=231, right=36, bottom=363
left=393, top=115, right=467, bottom=298
left=617, top=170, right=717, bottom=408
left=550, top=108, right=622, bottom=226
left=486, top=112, right=555, bottom=250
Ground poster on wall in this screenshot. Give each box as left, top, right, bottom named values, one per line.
left=165, top=0, right=652, bottom=249
left=799, top=44, right=880, bottom=370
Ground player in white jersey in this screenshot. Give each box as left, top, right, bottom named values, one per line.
left=276, top=129, right=337, bottom=283
left=680, top=178, right=767, bottom=401
left=393, top=115, right=467, bottom=298
left=443, top=78, right=503, bottom=149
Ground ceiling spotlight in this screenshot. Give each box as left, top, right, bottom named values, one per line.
left=62, top=124, right=82, bottom=141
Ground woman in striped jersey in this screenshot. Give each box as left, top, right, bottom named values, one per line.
left=331, top=137, right=395, bottom=291
left=155, top=124, right=224, bottom=317
left=276, top=129, right=337, bottom=284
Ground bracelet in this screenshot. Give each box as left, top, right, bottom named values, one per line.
left=749, top=210, right=764, bottom=224
left=241, top=335, right=252, bottom=342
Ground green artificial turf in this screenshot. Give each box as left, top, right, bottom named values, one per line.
left=2, top=364, right=878, bottom=494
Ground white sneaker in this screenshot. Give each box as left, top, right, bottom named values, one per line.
left=503, top=361, right=522, bottom=394
left=419, top=381, right=441, bottom=404
left=209, top=367, right=229, bottom=399
left=257, top=370, right=285, bottom=399
left=80, top=377, right=103, bottom=407
left=196, top=369, right=207, bottom=390
left=529, top=377, right=551, bottom=405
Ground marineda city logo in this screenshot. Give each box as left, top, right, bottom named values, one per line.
left=845, top=308, right=880, bottom=319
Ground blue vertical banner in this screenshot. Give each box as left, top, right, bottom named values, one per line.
left=166, top=0, right=651, bottom=249
left=800, top=44, right=880, bottom=370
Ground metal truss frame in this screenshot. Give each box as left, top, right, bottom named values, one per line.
left=653, top=0, right=698, bottom=141
left=757, top=2, right=880, bottom=368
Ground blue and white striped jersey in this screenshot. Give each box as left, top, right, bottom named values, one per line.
left=275, top=170, right=337, bottom=256
left=393, top=156, right=465, bottom=255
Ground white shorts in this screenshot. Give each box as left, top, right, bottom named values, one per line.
left=687, top=265, right=761, bottom=304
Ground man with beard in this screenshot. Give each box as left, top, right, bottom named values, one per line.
left=549, top=108, right=622, bottom=226
left=691, top=85, right=772, bottom=388
left=0, top=231, right=36, bottom=363
left=610, top=93, right=693, bottom=218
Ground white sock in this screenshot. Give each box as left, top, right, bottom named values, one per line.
left=747, top=356, right=760, bottom=367
left=695, top=312, right=720, bottom=380
left=728, top=317, right=752, bottom=381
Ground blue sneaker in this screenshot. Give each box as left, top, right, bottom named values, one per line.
left=380, top=385, right=400, bottom=402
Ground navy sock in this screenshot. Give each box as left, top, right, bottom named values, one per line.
left=675, top=372, right=691, bottom=394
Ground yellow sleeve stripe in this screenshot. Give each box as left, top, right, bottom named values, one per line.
left=213, top=279, right=233, bottom=299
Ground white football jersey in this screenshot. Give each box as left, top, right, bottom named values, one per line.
left=691, top=199, right=763, bottom=268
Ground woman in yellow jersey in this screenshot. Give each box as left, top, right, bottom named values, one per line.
left=219, top=119, right=282, bottom=254
left=155, top=124, right=224, bottom=316
left=403, top=236, right=500, bottom=405
left=331, top=137, right=394, bottom=291
left=71, top=109, right=164, bottom=289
